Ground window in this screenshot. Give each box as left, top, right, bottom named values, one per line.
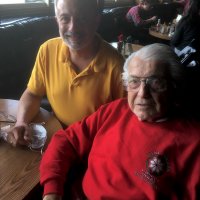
left=0, top=0, right=134, bottom=19
left=0, top=0, right=50, bottom=4
left=0, top=0, right=54, bottom=18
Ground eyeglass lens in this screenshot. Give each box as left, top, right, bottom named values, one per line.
left=128, top=77, right=167, bottom=92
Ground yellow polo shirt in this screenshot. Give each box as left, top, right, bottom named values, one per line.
left=28, top=37, right=125, bottom=126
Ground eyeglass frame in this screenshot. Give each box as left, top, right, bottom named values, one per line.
left=126, top=75, right=170, bottom=93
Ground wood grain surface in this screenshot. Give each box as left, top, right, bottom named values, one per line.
left=0, top=99, right=62, bottom=200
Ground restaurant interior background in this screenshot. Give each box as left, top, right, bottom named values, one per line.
left=0, top=0, right=181, bottom=110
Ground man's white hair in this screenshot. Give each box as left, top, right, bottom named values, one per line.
left=54, top=0, right=104, bottom=15
left=122, top=43, right=183, bottom=87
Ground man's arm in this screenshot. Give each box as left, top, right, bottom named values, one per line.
left=8, top=88, right=43, bottom=146
left=16, top=88, right=42, bottom=125
left=40, top=106, right=106, bottom=197
left=40, top=130, right=79, bottom=197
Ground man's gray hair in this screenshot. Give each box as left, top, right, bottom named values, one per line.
left=54, top=0, right=104, bottom=15
left=122, top=43, right=184, bottom=87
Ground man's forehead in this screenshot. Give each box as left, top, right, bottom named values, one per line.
left=57, top=0, right=96, bottom=7
left=57, top=0, right=97, bottom=14
left=128, top=56, right=167, bottom=75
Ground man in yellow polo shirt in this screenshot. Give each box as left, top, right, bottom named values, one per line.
left=8, top=0, right=125, bottom=146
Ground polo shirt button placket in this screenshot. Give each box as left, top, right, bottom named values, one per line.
left=71, top=80, right=80, bottom=87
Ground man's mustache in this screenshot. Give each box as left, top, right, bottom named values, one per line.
left=64, top=32, right=82, bottom=38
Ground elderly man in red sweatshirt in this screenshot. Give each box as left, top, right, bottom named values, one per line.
left=40, top=43, right=200, bottom=200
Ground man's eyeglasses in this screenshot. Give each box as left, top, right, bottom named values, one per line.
left=127, top=76, right=168, bottom=92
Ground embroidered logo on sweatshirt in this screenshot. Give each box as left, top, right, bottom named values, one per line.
left=146, top=153, right=168, bottom=176
left=135, top=152, right=169, bottom=188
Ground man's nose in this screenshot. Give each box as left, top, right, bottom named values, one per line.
left=68, top=18, right=79, bottom=32
left=137, top=81, right=151, bottom=97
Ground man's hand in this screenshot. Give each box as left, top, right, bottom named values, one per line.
left=7, top=88, right=43, bottom=147
left=7, top=123, right=31, bottom=147
left=43, top=194, right=62, bottom=200
left=151, top=16, right=157, bottom=22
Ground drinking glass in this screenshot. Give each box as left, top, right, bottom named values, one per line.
left=28, top=123, right=47, bottom=154
left=0, top=121, right=47, bottom=154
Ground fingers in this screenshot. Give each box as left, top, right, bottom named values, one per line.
left=23, top=127, right=32, bottom=143
left=7, top=125, right=31, bottom=147
left=6, top=133, right=16, bottom=146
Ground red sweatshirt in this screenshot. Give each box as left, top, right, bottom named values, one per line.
left=40, top=98, right=200, bottom=200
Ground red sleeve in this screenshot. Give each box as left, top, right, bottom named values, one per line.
left=39, top=101, right=113, bottom=196
left=40, top=129, right=78, bottom=196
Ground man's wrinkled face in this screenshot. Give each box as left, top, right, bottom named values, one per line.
left=56, top=0, right=100, bottom=50
left=127, top=56, right=171, bottom=122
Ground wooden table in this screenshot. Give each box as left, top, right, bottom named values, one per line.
left=149, top=29, right=171, bottom=41
left=0, top=99, right=62, bottom=200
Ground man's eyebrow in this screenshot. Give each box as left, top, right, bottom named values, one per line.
left=58, top=13, right=69, bottom=17
left=128, top=75, right=164, bottom=79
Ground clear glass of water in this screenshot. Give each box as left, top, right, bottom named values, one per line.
left=28, top=123, right=47, bottom=153
left=0, top=121, right=47, bottom=154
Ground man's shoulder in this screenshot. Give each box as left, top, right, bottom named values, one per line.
left=100, top=40, right=124, bottom=61
left=100, top=98, right=128, bottom=111
left=97, top=41, right=125, bottom=70
left=94, top=98, right=129, bottom=120
left=100, top=40, right=118, bottom=53
left=41, top=37, right=64, bottom=48
left=38, top=37, right=68, bottom=57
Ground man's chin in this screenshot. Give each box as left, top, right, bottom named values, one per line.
left=62, top=37, right=81, bottom=49
left=137, top=115, right=148, bottom=121
left=135, top=110, right=154, bottom=122
left=69, top=44, right=83, bottom=50
left=64, top=40, right=80, bottom=49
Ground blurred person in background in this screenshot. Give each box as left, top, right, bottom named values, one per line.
left=171, top=0, right=200, bottom=54
left=126, top=0, right=157, bottom=27
left=171, top=0, right=200, bottom=118
left=175, top=0, right=190, bottom=15
left=125, top=0, right=158, bottom=44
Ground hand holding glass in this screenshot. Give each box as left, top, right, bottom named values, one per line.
left=0, top=123, right=47, bottom=153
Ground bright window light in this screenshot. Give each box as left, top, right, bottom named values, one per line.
left=0, top=0, right=25, bottom=3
